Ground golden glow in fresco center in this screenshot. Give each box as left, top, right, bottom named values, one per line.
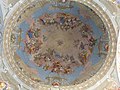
left=10, top=0, right=109, bottom=86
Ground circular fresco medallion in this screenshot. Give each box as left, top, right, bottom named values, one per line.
left=4, top=0, right=113, bottom=87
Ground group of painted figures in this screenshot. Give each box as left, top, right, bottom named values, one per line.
left=24, top=28, right=42, bottom=54
left=38, top=13, right=83, bottom=30
left=21, top=12, right=98, bottom=75
left=10, top=12, right=109, bottom=75
left=34, top=49, right=79, bottom=74
left=8, top=0, right=111, bottom=86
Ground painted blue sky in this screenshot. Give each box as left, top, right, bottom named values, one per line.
left=16, top=2, right=108, bottom=84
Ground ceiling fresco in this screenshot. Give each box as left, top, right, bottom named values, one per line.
left=10, top=1, right=109, bottom=86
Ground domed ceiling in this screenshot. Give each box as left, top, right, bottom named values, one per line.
left=3, top=0, right=117, bottom=88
